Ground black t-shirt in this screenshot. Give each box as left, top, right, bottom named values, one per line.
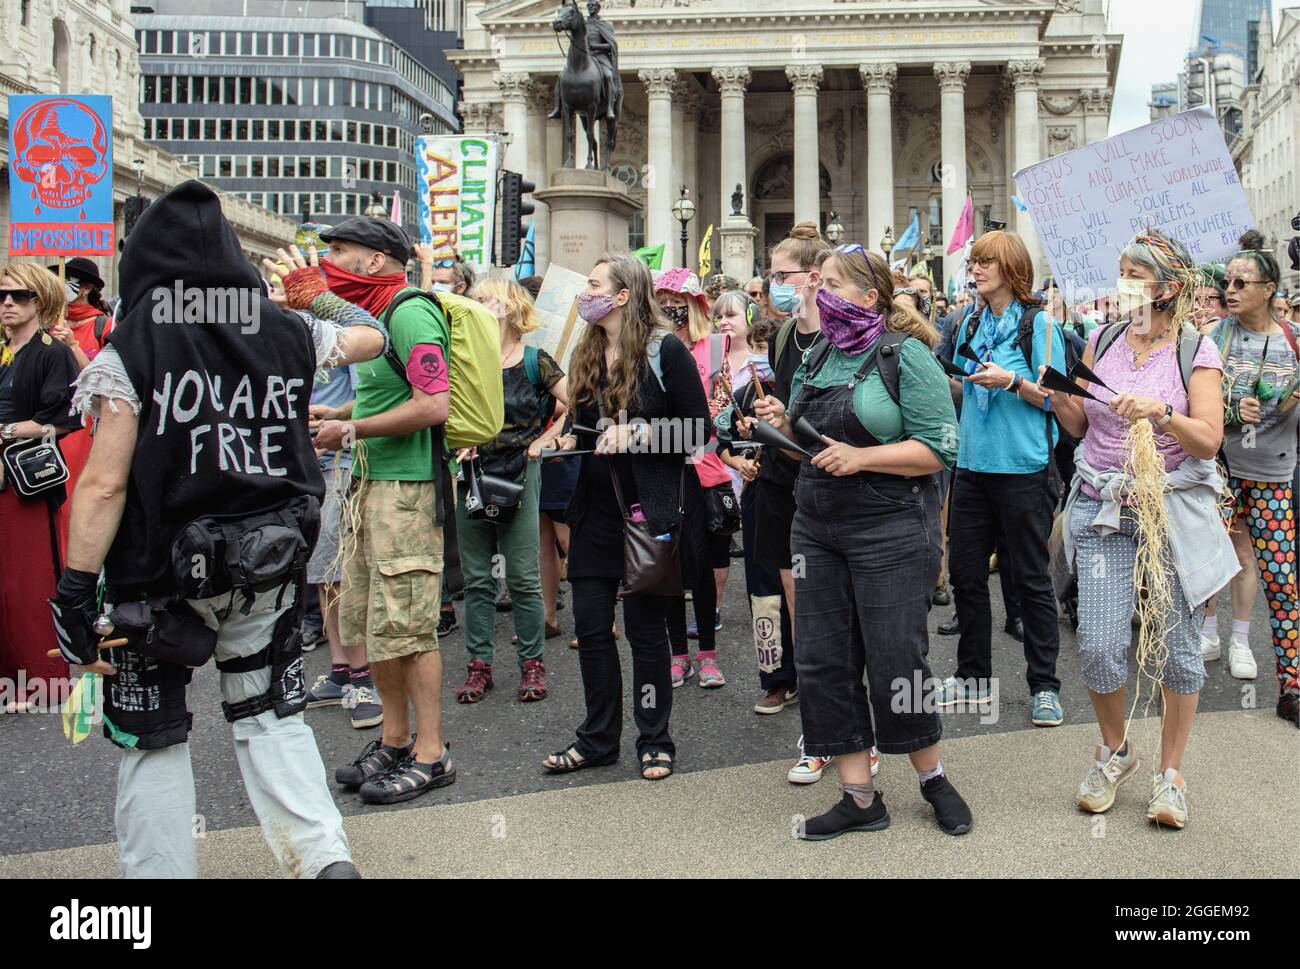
left=479, top=348, right=563, bottom=480
left=757, top=324, right=822, bottom=493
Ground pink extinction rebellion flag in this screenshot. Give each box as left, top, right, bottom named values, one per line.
left=390, top=191, right=402, bottom=226
left=946, top=194, right=975, bottom=255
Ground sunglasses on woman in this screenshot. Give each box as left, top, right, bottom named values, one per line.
left=1224, top=277, right=1271, bottom=291
left=0, top=289, right=38, bottom=305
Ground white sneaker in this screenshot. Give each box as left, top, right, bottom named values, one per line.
left=787, top=735, right=833, bottom=784
left=1228, top=638, right=1257, bottom=680
left=1200, top=633, right=1220, bottom=662
left=1076, top=742, right=1139, bottom=813
left=1146, top=769, right=1188, bottom=829
left=870, top=746, right=880, bottom=778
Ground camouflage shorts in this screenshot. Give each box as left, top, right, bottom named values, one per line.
left=338, top=479, right=443, bottom=662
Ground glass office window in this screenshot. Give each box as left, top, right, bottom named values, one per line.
left=219, top=157, right=232, bottom=177
left=251, top=157, right=265, bottom=178
left=234, top=156, right=248, bottom=178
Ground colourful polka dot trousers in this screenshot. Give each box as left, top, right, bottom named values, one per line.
left=1229, top=478, right=1299, bottom=694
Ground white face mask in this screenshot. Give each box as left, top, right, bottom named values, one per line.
left=1115, top=277, right=1155, bottom=318
left=65, top=277, right=83, bottom=302
left=431, top=282, right=453, bottom=293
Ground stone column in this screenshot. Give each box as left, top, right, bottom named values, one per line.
left=496, top=72, right=532, bottom=178
left=786, top=64, right=824, bottom=225
left=682, top=90, right=701, bottom=269
left=639, top=68, right=678, bottom=267
left=860, top=63, right=897, bottom=249
left=1009, top=59, right=1046, bottom=276
left=934, top=61, right=971, bottom=283
left=712, top=67, right=751, bottom=234
left=459, top=101, right=494, bottom=136
left=1082, top=88, right=1112, bottom=146
left=527, top=81, right=553, bottom=273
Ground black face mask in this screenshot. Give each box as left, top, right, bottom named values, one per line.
left=661, top=304, right=689, bottom=328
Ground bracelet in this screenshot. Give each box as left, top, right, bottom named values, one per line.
left=1010, top=374, right=1024, bottom=393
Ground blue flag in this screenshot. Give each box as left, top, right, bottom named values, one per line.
left=893, top=212, right=921, bottom=255
left=514, top=221, right=536, bottom=280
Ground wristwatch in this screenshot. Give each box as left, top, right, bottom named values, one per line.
left=1157, top=404, right=1174, bottom=427
left=1008, top=374, right=1024, bottom=393
left=0, top=423, right=14, bottom=442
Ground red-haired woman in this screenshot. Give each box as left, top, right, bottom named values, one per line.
left=937, top=231, right=1068, bottom=728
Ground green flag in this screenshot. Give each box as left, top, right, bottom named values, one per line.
left=632, top=244, right=664, bottom=270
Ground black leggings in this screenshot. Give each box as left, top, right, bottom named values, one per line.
left=666, top=505, right=718, bottom=652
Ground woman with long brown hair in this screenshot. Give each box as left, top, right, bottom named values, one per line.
left=753, top=242, right=967, bottom=838
left=937, top=230, right=1067, bottom=730
left=543, top=255, right=709, bottom=780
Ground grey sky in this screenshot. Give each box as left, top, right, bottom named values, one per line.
left=1107, top=0, right=1290, bottom=137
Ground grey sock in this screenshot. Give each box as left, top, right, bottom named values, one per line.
left=843, top=781, right=876, bottom=809
left=918, top=763, right=944, bottom=783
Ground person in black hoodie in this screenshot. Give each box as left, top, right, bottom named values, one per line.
left=48, top=181, right=388, bottom=879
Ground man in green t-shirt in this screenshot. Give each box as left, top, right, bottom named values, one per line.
left=311, top=217, right=456, bottom=804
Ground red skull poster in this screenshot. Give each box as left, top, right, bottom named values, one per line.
left=7, top=94, right=115, bottom=256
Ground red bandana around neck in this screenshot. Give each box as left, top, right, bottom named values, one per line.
left=321, top=260, right=408, bottom=318
left=65, top=302, right=102, bottom=323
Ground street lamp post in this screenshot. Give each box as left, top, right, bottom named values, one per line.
left=364, top=191, right=387, bottom=219
left=825, top=211, right=843, bottom=245
left=671, top=186, right=696, bottom=270
left=880, top=225, right=895, bottom=260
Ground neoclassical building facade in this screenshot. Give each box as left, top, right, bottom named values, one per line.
left=452, top=0, right=1121, bottom=281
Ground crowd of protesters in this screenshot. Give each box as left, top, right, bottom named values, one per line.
left=2, top=185, right=1297, bottom=873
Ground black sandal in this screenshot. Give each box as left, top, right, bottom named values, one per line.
left=639, top=751, right=674, bottom=781
left=335, top=736, right=415, bottom=790
left=358, top=745, right=455, bottom=804
left=543, top=745, right=617, bottom=774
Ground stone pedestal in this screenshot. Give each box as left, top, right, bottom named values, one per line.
left=534, top=169, right=642, bottom=274
left=717, top=215, right=759, bottom=282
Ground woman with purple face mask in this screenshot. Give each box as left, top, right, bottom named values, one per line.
left=753, top=244, right=970, bottom=840
left=542, top=256, right=710, bottom=781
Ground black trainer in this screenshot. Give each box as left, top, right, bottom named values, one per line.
left=1005, top=617, right=1024, bottom=642
left=317, top=860, right=362, bottom=879
left=920, top=773, right=973, bottom=835
left=797, top=792, right=890, bottom=841
left=937, top=614, right=960, bottom=636
left=336, top=736, right=415, bottom=790
left=1278, top=692, right=1299, bottom=727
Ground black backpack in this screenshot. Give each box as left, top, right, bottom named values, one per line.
left=802, top=330, right=910, bottom=409
left=1093, top=318, right=1204, bottom=392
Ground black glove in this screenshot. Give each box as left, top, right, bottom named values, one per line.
left=49, top=568, right=101, bottom=666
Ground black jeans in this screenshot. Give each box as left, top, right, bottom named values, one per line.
left=792, top=473, right=942, bottom=757
left=949, top=469, right=1060, bottom=694
left=742, top=485, right=795, bottom=691
left=571, top=578, right=674, bottom=760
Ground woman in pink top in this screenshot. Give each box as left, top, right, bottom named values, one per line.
left=654, top=268, right=731, bottom=688
left=1045, top=230, right=1229, bottom=831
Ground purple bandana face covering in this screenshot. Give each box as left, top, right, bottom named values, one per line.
left=577, top=291, right=617, bottom=323
left=815, top=288, right=886, bottom=355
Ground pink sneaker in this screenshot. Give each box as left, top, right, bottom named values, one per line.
left=671, top=654, right=694, bottom=689
left=697, top=652, right=726, bottom=688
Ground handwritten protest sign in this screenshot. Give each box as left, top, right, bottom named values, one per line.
left=527, top=263, right=588, bottom=372
left=415, top=134, right=498, bottom=276
left=1014, top=108, right=1255, bottom=302
left=7, top=94, right=115, bottom=256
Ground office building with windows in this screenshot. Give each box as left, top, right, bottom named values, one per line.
left=134, top=0, right=460, bottom=240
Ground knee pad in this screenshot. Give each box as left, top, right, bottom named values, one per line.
left=217, top=578, right=308, bottom=723
left=104, top=649, right=193, bottom=750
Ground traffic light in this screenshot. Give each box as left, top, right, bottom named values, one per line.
left=499, top=170, right=535, bottom=268
left=121, top=195, right=151, bottom=250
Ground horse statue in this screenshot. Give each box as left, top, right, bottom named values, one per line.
left=552, top=0, right=622, bottom=170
